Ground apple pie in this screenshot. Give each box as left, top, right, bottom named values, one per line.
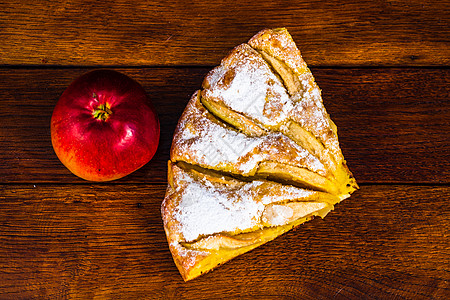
left=162, top=28, right=358, bottom=281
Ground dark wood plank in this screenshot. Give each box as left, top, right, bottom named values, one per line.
left=0, top=0, right=449, bottom=67
left=318, top=68, right=450, bottom=184
left=0, top=68, right=448, bottom=184
left=0, top=184, right=448, bottom=299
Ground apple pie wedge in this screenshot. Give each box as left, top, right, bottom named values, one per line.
left=162, top=28, right=358, bottom=281
left=162, top=162, right=336, bottom=281
left=202, top=28, right=357, bottom=196
left=171, top=91, right=341, bottom=196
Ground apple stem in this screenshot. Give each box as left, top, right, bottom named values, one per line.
left=93, top=103, right=112, bottom=121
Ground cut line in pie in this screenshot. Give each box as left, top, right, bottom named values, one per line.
left=162, top=28, right=358, bottom=281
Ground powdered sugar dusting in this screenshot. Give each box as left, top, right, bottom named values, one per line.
left=203, top=37, right=342, bottom=162
left=172, top=167, right=320, bottom=242
left=172, top=94, right=326, bottom=176
left=179, top=124, right=197, bottom=140
left=174, top=103, right=265, bottom=174
left=204, top=44, right=293, bottom=126
left=290, top=77, right=341, bottom=160
left=249, top=29, right=342, bottom=160
left=259, top=183, right=315, bottom=205
left=173, top=171, right=264, bottom=242
left=170, top=241, right=204, bottom=267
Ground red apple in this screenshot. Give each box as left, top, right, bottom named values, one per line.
left=51, top=70, right=160, bottom=181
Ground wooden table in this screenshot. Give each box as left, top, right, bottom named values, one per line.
left=1, top=1, right=449, bottom=299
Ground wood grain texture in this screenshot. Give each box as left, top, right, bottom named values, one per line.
left=0, top=0, right=449, bottom=67
left=0, top=0, right=448, bottom=299
left=0, top=68, right=448, bottom=184
left=0, top=184, right=448, bottom=299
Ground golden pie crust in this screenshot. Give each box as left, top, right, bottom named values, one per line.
left=162, top=28, right=358, bottom=281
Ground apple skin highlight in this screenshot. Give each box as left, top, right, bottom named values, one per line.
left=51, top=70, right=160, bottom=181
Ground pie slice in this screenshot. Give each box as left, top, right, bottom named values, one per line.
left=171, top=91, right=340, bottom=196
left=202, top=28, right=357, bottom=196
left=162, top=162, right=337, bottom=281
left=162, top=28, right=358, bottom=281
